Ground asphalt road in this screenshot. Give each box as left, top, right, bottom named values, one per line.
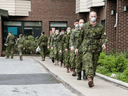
left=0, top=56, right=77, bottom=96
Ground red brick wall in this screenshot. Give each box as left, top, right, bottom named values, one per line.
left=106, top=0, right=117, bottom=52
left=77, top=12, right=89, bottom=23
left=0, top=19, right=2, bottom=56
left=116, top=0, right=128, bottom=52
left=8, top=0, right=77, bottom=36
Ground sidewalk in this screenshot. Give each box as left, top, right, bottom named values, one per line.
left=33, top=56, right=128, bottom=96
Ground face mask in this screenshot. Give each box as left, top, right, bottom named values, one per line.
left=80, top=23, right=84, bottom=27
left=53, top=30, right=55, bottom=33
left=62, top=32, right=64, bottom=35
left=75, top=24, right=79, bottom=28
left=91, top=17, right=96, bottom=23
left=67, top=30, right=70, bottom=34
left=56, top=32, right=59, bottom=35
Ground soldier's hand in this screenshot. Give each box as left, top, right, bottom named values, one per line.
left=102, top=44, right=106, bottom=50
left=71, top=46, right=74, bottom=51
left=59, top=50, right=62, bottom=53
left=75, top=49, right=78, bottom=55
left=65, top=48, right=68, bottom=52
left=47, top=46, right=49, bottom=48
left=23, top=48, right=25, bottom=50
left=51, top=47, right=53, bottom=50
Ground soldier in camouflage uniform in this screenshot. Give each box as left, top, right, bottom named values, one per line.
left=48, top=30, right=53, bottom=57
left=5, top=31, right=15, bottom=59
left=75, top=19, right=87, bottom=80
left=69, top=19, right=79, bottom=76
left=51, top=30, right=62, bottom=65
left=58, top=28, right=66, bottom=67
left=50, top=27, right=56, bottom=63
left=76, top=11, right=107, bottom=87
left=64, top=27, right=72, bottom=73
left=38, top=31, right=48, bottom=61
left=16, top=34, right=25, bottom=60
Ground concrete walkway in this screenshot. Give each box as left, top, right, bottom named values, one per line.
left=33, top=56, right=128, bottom=96
left=0, top=56, right=77, bottom=96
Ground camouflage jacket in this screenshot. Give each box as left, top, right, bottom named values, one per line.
left=17, top=37, right=25, bottom=48
left=48, top=33, right=54, bottom=47
left=79, top=21, right=107, bottom=54
left=38, top=35, right=48, bottom=47
left=70, top=28, right=82, bottom=49
left=64, top=30, right=73, bottom=50
left=5, top=34, right=15, bottom=45
left=50, top=33, right=55, bottom=47
left=51, top=34, right=62, bottom=47
left=59, top=34, right=66, bottom=51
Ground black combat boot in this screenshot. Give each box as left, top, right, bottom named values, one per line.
left=52, top=58, right=54, bottom=63
left=77, top=72, right=81, bottom=80
left=83, top=70, right=87, bottom=80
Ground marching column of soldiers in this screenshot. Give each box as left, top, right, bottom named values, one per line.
left=4, top=11, right=107, bottom=87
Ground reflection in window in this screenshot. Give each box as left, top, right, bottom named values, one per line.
left=4, top=21, right=21, bottom=26
left=24, top=22, right=42, bottom=26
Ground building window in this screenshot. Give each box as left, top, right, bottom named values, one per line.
left=4, top=21, right=21, bottom=26
left=101, top=20, right=105, bottom=28
left=24, top=21, right=42, bottom=26
left=50, top=21, right=67, bottom=32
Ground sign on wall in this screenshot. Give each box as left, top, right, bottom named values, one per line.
left=8, top=27, right=17, bottom=35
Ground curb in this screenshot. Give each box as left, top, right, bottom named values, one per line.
left=96, top=73, right=128, bottom=89
left=35, top=60, right=85, bottom=96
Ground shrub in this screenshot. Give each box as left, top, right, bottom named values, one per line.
left=98, top=52, right=128, bottom=73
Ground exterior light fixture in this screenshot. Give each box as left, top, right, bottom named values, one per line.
left=111, top=10, right=114, bottom=15
left=124, top=6, right=127, bottom=12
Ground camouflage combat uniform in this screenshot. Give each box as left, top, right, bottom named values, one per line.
left=75, top=29, right=83, bottom=73
left=79, top=21, right=107, bottom=78
left=17, top=37, right=25, bottom=58
left=49, top=33, right=55, bottom=58
left=51, top=34, right=62, bottom=61
left=58, top=34, right=66, bottom=64
left=64, top=31, right=72, bottom=68
left=58, top=34, right=65, bottom=63
left=69, top=28, right=80, bottom=69
left=38, top=35, right=48, bottom=59
left=5, top=34, right=15, bottom=58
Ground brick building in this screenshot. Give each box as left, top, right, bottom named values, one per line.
left=106, top=0, right=128, bottom=52
left=76, top=0, right=128, bottom=53
left=0, top=0, right=77, bottom=56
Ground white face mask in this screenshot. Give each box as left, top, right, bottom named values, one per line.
left=80, top=23, right=84, bottom=27
left=52, top=30, right=55, bottom=33
left=75, top=24, right=79, bottom=28
left=67, top=30, right=70, bottom=34
left=91, top=17, right=96, bottom=23
left=56, top=32, right=59, bottom=35
left=62, top=32, right=64, bottom=35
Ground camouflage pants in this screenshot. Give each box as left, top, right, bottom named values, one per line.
left=76, top=53, right=83, bottom=73
left=40, top=46, right=47, bottom=59
left=18, top=47, right=23, bottom=57
left=69, top=51, right=76, bottom=69
left=53, top=47, right=59, bottom=61
left=6, top=44, right=14, bottom=58
left=50, top=49, right=54, bottom=58
left=65, top=50, right=70, bottom=68
left=82, top=52, right=100, bottom=77
left=59, top=51, right=63, bottom=62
